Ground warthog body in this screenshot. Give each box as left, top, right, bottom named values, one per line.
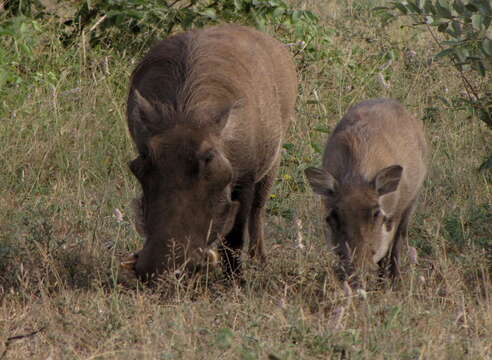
left=125, top=24, right=297, bottom=280
left=305, top=99, right=427, bottom=282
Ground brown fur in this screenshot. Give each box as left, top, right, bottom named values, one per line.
left=126, top=24, right=297, bottom=280
left=305, top=99, right=427, bottom=285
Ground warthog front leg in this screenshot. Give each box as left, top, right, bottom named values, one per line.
left=378, top=198, right=418, bottom=280
left=219, top=177, right=255, bottom=280
left=248, top=165, right=278, bottom=262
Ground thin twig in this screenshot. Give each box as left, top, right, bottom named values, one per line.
left=168, top=0, right=185, bottom=8
left=424, top=22, right=481, bottom=103
left=0, top=327, right=46, bottom=360
left=89, top=15, right=108, bottom=33
left=292, top=39, right=309, bottom=58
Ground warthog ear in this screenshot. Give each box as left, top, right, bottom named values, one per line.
left=373, top=165, right=403, bottom=196
left=129, top=89, right=170, bottom=154
left=305, top=167, right=338, bottom=197
left=213, top=100, right=243, bottom=133
left=132, top=89, right=162, bottom=132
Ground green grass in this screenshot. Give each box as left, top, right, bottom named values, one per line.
left=1, top=1, right=491, bottom=359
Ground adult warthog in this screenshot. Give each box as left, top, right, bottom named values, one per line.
left=121, top=24, right=297, bottom=281
left=305, top=99, right=427, bottom=285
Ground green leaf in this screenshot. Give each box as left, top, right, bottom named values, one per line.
left=392, top=2, right=409, bottom=15
left=314, top=125, right=330, bottom=133
left=0, top=28, right=15, bottom=37
left=438, top=0, right=451, bottom=10
left=373, top=6, right=390, bottom=11
left=283, top=143, right=295, bottom=153
left=215, top=328, right=234, bottom=351
left=449, top=20, right=462, bottom=36
left=438, top=96, right=451, bottom=106
left=481, top=38, right=492, bottom=56
left=465, top=3, right=479, bottom=12
left=304, top=10, right=319, bottom=22
left=477, top=60, right=486, bottom=76
left=19, top=42, right=33, bottom=57
left=310, top=142, right=323, bottom=154
left=437, top=21, right=449, bottom=32
left=291, top=10, right=301, bottom=22
left=470, top=0, right=492, bottom=16
left=379, top=11, right=397, bottom=25
left=453, top=47, right=469, bottom=62
left=436, top=0, right=453, bottom=18
left=424, top=0, right=435, bottom=13
left=452, top=0, right=466, bottom=15
left=272, top=7, right=285, bottom=18
left=233, top=0, right=243, bottom=11
left=31, top=21, right=42, bottom=32
left=435, top=47, right=454, bottom=58
left=477, top=106, right=492, bottom=128
left=479, top=153, right=492, bottom=171
left=442, top=39, right=462, bottom=45
left=407, top=1, right=422, bottom=13
left=200, top=8, right=217, bottom=19
left=388, top=48, right=398, bottom=60
left=471, top=14, right=485, bottom=30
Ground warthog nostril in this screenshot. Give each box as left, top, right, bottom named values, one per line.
left=120, top=253, right=138, bottom=271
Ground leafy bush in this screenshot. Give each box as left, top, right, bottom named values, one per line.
left=2, top=0, right=45, bottom=17
left=375, top=0, right=492, bottom=168
left=0, top=0, right=333, bottom=92
left=0, top=16, right=43, bottom=95
left=4, top=0, right=321, bottom=52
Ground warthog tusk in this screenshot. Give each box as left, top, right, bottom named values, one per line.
left=120, top=253, right=137, bottom=271
left=206, top=249, right=220, bottom=266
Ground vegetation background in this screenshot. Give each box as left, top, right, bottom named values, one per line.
left=0, top=0, right=491, bottom=358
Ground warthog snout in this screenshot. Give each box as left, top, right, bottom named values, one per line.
left=121, top=247, right=221, bottom=278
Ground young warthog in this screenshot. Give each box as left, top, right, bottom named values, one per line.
left=122, top=24, right=297, bottom=281
left=305, top=99, right=427, bottom=283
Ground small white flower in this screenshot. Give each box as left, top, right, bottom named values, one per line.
left=406, top=50, right=417, bottom=58
left=114, top=208, right=124, bottom=223
left=295, top=218, right=305, bottom=249
left=408, top=246, right=418, bottom=264
left=357, top=288, right=368, bottom=300
left=377, top=73, right=391, bottom=89
left=278, top=298, right=287, bottom=310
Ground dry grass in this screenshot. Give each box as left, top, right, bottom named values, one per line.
left=1, top=1, right=491, bottom=359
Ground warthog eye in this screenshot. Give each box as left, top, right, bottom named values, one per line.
left=372, top=208, right=381, bottom=220
left=129, top=156, right=150, bottom=180
left=202, top=150, right=214, bottom=164
left=384, top=218, right=393, bottom=232
left=326, top=210, right=340, bottom=232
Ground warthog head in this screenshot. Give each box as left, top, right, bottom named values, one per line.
left=305, top=165, right=403, bottom=276
left=124, top=91, right=239, bottom=280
